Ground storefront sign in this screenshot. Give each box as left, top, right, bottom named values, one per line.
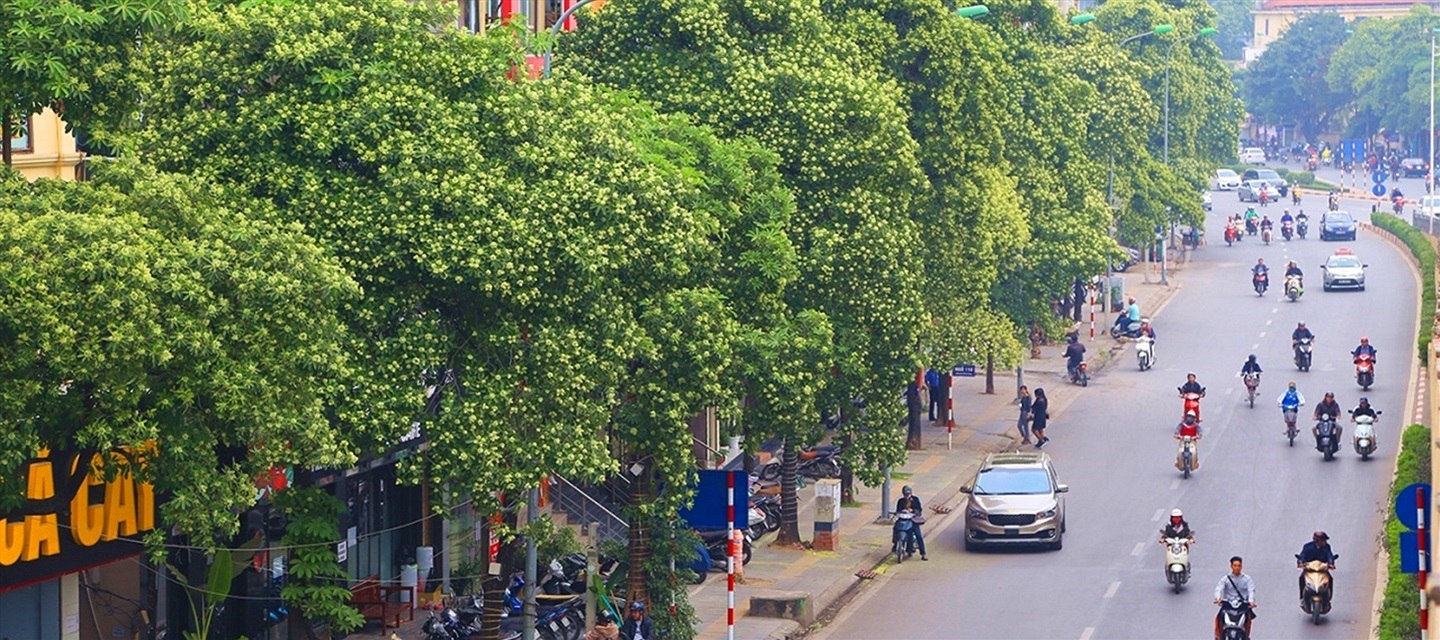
left=0, top=450, right=157, bottom=591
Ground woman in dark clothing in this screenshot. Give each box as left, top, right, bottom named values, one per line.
left=1030, top=388, right=1050, bottom=448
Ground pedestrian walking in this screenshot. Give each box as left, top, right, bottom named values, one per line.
left=1031, top=388, right=1050, bottom=448
left=925, top=367, right=942, bottom=423
left=1017, top=385, right=1033, bottom=445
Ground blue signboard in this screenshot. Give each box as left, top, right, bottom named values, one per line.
left=1373, top=184, right=1389, bottom=197
left=1396, top=483, right=1430, bottom=530
left=678, top=470, right=748, bottom=532
left=1401, top=532, right=1431, bottom=573
left=1371, top=171, right=1389, bottom=185
left=952, top=364, right=977, bottom=378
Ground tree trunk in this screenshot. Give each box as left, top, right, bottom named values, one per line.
left=838, top=433, right=854, bottom=504
left=478, top=516, right=504, bottom=640
left=984, top=353, right=995, bottom=394
left=774, top=441, right=801, bottom=546
left=625, top=469, right=651, bottom=607
left=905, top=381, right=923, bottom=451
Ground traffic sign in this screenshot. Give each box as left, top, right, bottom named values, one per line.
left=1401, top=532, right=1430, bottom=573
left=1373, top=184, right=1388, bottom=197
left=1372, top=171, right=1389, bottom=184
left=952, top=364, right=977, bottom=378
left=1396, top=482, right=1430, bottom=530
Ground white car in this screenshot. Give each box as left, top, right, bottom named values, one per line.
left=1321, top=249, right=1366, bottom=291
left=1239, top=147, right=1267, bottom=165
left=1416, top=195, right=1440, bottom=220
left=1213, top=168, right=1241, bottom=190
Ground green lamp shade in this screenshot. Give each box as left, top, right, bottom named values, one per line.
left=1154, top=24, right=1175, bottom=35
left=1070, top=13, right=1096, bottom=25
left=957, top=5, right=990, bottom=18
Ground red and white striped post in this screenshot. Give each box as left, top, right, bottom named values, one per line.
left=1088, top=287, right=1096, bottom=340
left=1420, top=484, right=1429, bottom=640
left=946, top=374, right=955, bottom=450
left=726, top=471, right=736, bottom=640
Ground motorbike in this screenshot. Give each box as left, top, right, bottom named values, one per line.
left=1135, top=336, right=1156, bottom=371
left=1162, top=536, right=1191, bottom=593
left=1294, top=337, right=1313, bottom=371
left=1217, top=601, right=1255, bottom=640
left=1298, top=219, right=1309, bottom=239
left=1180, top=390, right=1204, bottom=421
left=749, top=493, right=782, bottom=537
left=1355, top=354, right=1375, bottom=390
left=756, top=444, right=842, bottom=481
left=1352, top=410, right=1381, bottom=460
left=1253, top=272, right=1268, bottom=296
left=892, top=510, right=918, bottom=563
left=1110, top=316, right=1143, bottom=339
left=1285, top=275, right=1303, bottom=302
left=1243, top=372, right=1260, bottom=408
left=1175, top=435, right=1198, bottom=479
left=1281, top=220, right=1294, bottom=241
left=699, top=529, right=753, bottom=571
left=1298, top=555, right=1339, bottom=625
left=1224, top=225, right=1238, bottom=246
left=1069, top=360, right=1089, bottom=387
left=1262, top=226, right=1273, bottom=245
left=1245, top=218, right=1259, bottom=236
left=539, top=553, right=588, bottom=596
left=1315, top=414, right=1341, bottom=461
left=1281, top=404, right=1300, bottom=447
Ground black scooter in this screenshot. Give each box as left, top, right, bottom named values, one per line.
left=1315, top=415, right=1341, bottom=461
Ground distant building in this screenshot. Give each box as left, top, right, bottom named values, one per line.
left=6, top=108, right=84, bottom=181
left=1251, top=0, right=1417, bottom=56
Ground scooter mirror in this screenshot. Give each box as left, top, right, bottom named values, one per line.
left=959, top=485, right=972, bottom=493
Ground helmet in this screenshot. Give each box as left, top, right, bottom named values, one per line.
left=1171, top=508, right=1184, bottom=518
left=598, top=611, right=615, bottom=625
left=1185, top=410, right=1197, bottom=417
left=1248, top=353, right=1257, bottom=360
left=1298, top=321, right=1306, bottom=326
left=1360, top=336, right=1369, bottom=343
left=630, top=601, right=647, bottom=612
left=1313, top=531, right=1329, bottom=542
left=1359, top=396, right=1370, bottom=405
left=901, top=485, right=913, bottom=496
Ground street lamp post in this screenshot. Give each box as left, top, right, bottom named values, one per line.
left=1163, top=27, right=1218, bottom=165
left=542, top=0, right=602, bottom=78
left=1429, top=28, right=1439, bottom=200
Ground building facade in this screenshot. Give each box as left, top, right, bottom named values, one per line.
left=1251, top=0, right=1421, bottom=58
left=6, top=109, right=85, bottom=181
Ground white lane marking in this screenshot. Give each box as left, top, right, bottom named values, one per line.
left=1170, top=479, right=1181, bottom=490
left=1152, top=508, right=1166, bottom=521
left=1132, top=542, right=1146, bottom=556
left=1259, top=331, right=1267, bottom=338
left=1272, top=308, right=1279, bottom=313
left=1266, top=319, right=1273, bottom=326
left=1252, top=343, right=1261, bottom=350
left=1080, top=627, right=1096, bottom=640
left=1105, top=581, right=1121, bottom=598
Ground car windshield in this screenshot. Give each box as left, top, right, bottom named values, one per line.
left=1328, top=256, right=1361, bottom=268
left=1424, top=196, right=1440, bottom=208
left=973, top=467, right=1052, bottom=495
left=1327, top=213, right=1354, bottom=223
left=1253, top=170, right=1280, bottom=180
left=1218, top=169, right=1237, bottom=177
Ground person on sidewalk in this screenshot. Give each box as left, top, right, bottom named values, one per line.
left=1031, top=388, right=1051, bottom=448
left=1017, top=385, right=1033, bottom=445
left=894, top=486, right=928, bottom=561
left=620, top=601, right=654, bottom=640
left=584, top=611, right=620, bottom=640
left=925, top=367, right=942, bottom=423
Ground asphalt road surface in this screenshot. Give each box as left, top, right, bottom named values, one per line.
left=815, top=192, right=1418, bottom=640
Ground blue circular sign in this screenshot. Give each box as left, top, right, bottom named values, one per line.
left=1372, top=171, right=1389, bottom=184
left=1373, top=184, right=1389, bottom=197
left=1396, top=483, right=1431, bottom=530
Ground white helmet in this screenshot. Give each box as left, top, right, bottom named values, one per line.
left=1171, top=508, right=1183, bottom=518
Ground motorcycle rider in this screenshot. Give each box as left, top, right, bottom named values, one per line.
left=1278, top=382, right=1306, bottom=436
left=1280, top=209, right=1294, bottom=231
left=1292, top=321, right=1314, bottom=346
left=1313, top=392, right=1342, bottom=422
left=1159, top=508, right=1195, bottom=544
left=1259, top=186, right=1270, bottom=206
left=1179, top=373, right=1206, bottom=397
left=1137, top=319, right=1156, bottom=340
left=1260, top=215, right=1274, bottom=234
left=1244, top=207, right=1260, bottom=231
left=1064, top=334, right=1086, bottom=379
left=1252, top=258, right=1269, bottom=291
left=1296, top=531, right=1337, bottom=602
left=1296, top=210, right=1309, bottom=226
left=1214, top=556, right=1258, bottom=640
left=1351, top=396, right=1378, bottom=421
left=1284, top=261, right=1304, bottom=286
left=1240, top=354, right=1263, bottom=378
left=1352, top=336, right=1377, bottom=362
left=1174, top=411, right=1203, bottom=470
left=1120, top=296, right=1141, bottom=334
left=893, top=485, right=927, bottom=561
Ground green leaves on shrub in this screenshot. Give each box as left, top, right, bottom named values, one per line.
left=1378, top=424, right=1430, bottom=640
left=1371, top=213, right=1435, bottom=364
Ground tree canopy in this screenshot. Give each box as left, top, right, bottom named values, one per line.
left=1328, top=7, right=1439, bottom=139
left=1242, top=12, right=1352, bottom=143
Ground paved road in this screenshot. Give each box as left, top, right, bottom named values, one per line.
left=815, top=192, right=1418, bottom=640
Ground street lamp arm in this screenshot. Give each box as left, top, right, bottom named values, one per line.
left=542, top=0, right=603, bottom=78
left=1119, top=32, right=1153, bottom=46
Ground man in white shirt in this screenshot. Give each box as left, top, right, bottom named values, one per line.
left=1213, top=555, right=1257, bottom=639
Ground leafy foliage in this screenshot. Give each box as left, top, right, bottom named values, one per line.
left=1378, top=424, right=1429, bottom=640
left=274, top=487, right=365, bottom=635
left=0, top=161, right=358, bottom=545
left=1327, top=7, right=1440, bottom=139
left=1242, top=13, right=1352, bottom=142
left=1370, top=213, right=1435, bottom=364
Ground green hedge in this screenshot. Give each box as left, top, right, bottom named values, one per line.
left=1371, top=213, right=1437, bottom=364
left=1378, top=424, right=1431, bottom=640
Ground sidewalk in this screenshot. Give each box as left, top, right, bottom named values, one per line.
left=691, top=269, right=1184, bottom=640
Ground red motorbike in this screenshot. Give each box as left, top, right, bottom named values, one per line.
left=1179, top=390, right=1205, bottom=422
left=1355, top=354, right=1375, bottom=390
left=1224, top=225, right=1239, bottom=246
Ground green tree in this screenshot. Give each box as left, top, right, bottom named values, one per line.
left=1242, top=12, right=1352, bottom=143
left=1328, top=7, right=1439, bottom=139
left=0, top=0, right=185, bottom=164
left=1211, top=0, right=1253, bottom=59
left=0, top=161, right=359, bottom=545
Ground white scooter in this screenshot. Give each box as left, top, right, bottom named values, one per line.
left=1352, top=410, right=1382, bottom=460
left=1136, top=336, right=1156, bottom=371
left=1285, top=274, right=1303, bottom=302
left=1162, top=536, right=1192, bottom=593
